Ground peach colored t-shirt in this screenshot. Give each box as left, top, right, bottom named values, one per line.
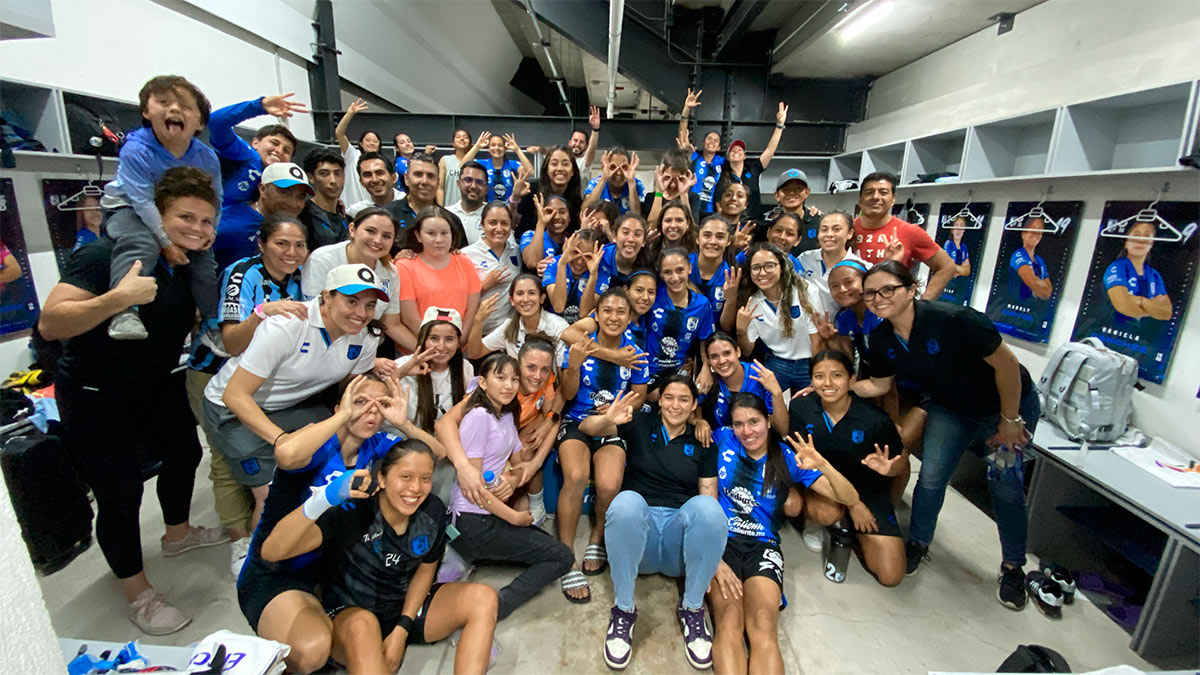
left=394, top=253, right=482, bottom=318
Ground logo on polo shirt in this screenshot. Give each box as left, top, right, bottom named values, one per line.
left=808, top=228, right=817, bottom=240
left=805, top=423, right=815, bottom=434
left=411, top=534, right=430, bottom=556
left=790, top=306, right=801, bottom=319
left=683, top=443, right=695, bottom=456
left=510, top=255, right=519, bottom=266
left=348, top=345, right=363, bottom=360
left=852, top=430, right=864, bottom=443
left=301, top=342, right=311, bottom=354
left=926, top=339, right=940, bottom=355
left=241, top=459, right=260, bottom=476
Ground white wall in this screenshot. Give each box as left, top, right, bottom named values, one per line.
left=847, top=0, right=1200, bottom=152
left=806, top=169, right=1200, bottom=458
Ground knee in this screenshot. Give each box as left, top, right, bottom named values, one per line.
left=466, top=583, right=499, bottom=622
left=287, top=632, right=333, bottom=674
left=606, top=491, right=646, bottom=521
left=687, top=495, right=726, bottom=529
left=875, top=568, right=904, bottom=588
left=744, top=606, right=778, bottom=643
left=560, top=462, right=590, bottom=489
left=805, top=498, right=842, bottom=527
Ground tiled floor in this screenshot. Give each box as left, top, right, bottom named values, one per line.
left=39, top=452, right=1161, bottom=674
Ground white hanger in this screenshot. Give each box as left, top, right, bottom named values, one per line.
left=896, top=201, right=926, bottom=226
left=939, top=194, right=985, bottom=230
left=55, top=183, right=104, bottom=212
left=1100, top=190, right=1197, bottom=245
left=1003, top=191, right=1071, bottom=235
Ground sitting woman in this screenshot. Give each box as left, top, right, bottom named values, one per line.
left=701, top=332, right=787, bottom=434
left=788, top=350, right=907, bottom=588
left=468, top=273, right=568, bottom=361
left=260, top=440, right=499, bottom=675
left=436, top=353, right=574, bottom=619
left=708, top=392, right=861, bottom=675
left=237, top=374, right=439, bottom=673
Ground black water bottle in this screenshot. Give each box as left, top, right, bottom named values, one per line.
left=824, top=523, right=853, bottom=583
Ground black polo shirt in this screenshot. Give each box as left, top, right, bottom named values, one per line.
left=866, top=300, right=1032, bottom=419
left=728, top=158, right=765, bottom=221
left=56, top=238, right=196, bottom=387
left=618, top=410, right=717, bottom=508
left=789, top=393, right=902, bottom=500
left=300, top=200, right=349, bottom=251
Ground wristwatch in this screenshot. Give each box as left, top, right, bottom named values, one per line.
left=253, top=303, right=267, bottom=320
left=546, top=411, right=561, bottom=423
left=775, top=123, right=786, bottom=129
left=395, top=615, right=414, bottom=634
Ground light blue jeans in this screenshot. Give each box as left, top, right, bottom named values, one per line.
left=605, top=491, right=728, bottom=612
left=909, top=386, right=1041, bottom=566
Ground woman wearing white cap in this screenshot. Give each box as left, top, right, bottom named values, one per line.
left=203, top=263, right=390, bottom=533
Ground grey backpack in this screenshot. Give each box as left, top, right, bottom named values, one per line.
left=1038, top=338, right=1138, bottom=442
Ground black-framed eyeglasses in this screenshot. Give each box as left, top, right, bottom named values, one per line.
left=750, top=261, right=780, bottom=275
left=863, top=284, right=906, bottom=301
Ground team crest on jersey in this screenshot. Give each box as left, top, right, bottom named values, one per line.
left=852, top=430, right=865, bottom=443
left=348, top=345, right=363, bottom=360
left=926, top=339, right=940, bottom=355
left=887, top=348, right=896, bottom=360
left=411, top=534, right=430, bottom=556
left=808, top=228, right=817, bottom=240
left=510, top=255, right=519, bottom=267
left=683, top=444, right=695, bottom=457
left=714, top=286, right=725, bottom=301
left=619, top=366, right=632, bottom=380
left=719, top=466, right=727, bottom=479
left=687, top=317, right=699, bottom=331
left=790, top=306, right=802, bottom=319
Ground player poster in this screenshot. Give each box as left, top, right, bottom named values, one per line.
left=892, top=201, right=930, bottom=229
left=0, top=178, right=41, bottom=338
left=934, top=201, right=991, bottom=306
left=1071, top=201, right=1199, bottom=383
left=985, top=201, right=1083, bottom=343
left=42, top=179, right=107, bottom=273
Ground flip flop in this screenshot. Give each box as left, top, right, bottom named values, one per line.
left=582, top=543, right=608, bottom=576
left=560, top=569, right=591, bottom=604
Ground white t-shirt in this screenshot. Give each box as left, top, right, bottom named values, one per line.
left=481, top=311, right=569, bottom=363
left=342, top=144, right=404, bottom=207
left=205, top=297, right=380, bottom=412
left=796, top=249, right=867, bottom=317
left=393, top=355, right=475, bottom=424
left=575, top=155, right=589, bottom=179
left=745, top=285, right=822, bottom=361
left=301, top=243, right=401, bottom=320
left=462, top=239, right=521, bottom=334
left=448, top=202, right=485, bottom=246
left=442, top=154, right=462, bottom=208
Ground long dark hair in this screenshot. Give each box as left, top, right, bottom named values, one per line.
left=736, top=241, right=817, bottom=338
left=696, top=214, right=738, bottom=268
left=413, top=320, right=465, bottom=432
left=349, top=207, right=397, bottom=265
left=809, top=348, right=855, bottom=378
left=539, top=146, right=582, bottom=205
left=503, top=273, right=546, bottom=345
left=729, top=392, right=792, bottom=495
left=611, top=212, right=653, bottom=269
left=463, top=353, right=521, bottom=419
left=649, top=200, right=698, bottom=261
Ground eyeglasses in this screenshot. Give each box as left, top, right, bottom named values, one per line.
left=862, top=284, right=906, bottom=301
left=460, top=177, right=486, bottom=186
left=750, top=261, right=779, bottom=275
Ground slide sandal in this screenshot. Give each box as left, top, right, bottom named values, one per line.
left=582, top=543, right=608, bottom=576
left=560, top=570, right=591, bottom=604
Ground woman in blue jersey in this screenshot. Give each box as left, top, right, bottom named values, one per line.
left=559, top=269, right=657, bottom=369
left=690, top=215, right=739, bottom=331
left=239, top=374, right=441, bottom=674
left=478, top=133, right=533, bottom=203
left=595, top=213, right=650, bottom=289
left=944, top=218, right=972, bottom=281
left=707, top=392, right=860, bottom=675
left=644, top=248, right=715, bottom=395
left=1008, top=217, right=1053, bottom=302
left=1104, top=220, right=1172, bottom=330
left=734, top=242, right=822, bottom=392
left=701, top=332, right=787, bottom=434
left=544, top=228, right=606, bottom=324
left=789, top=350, right=907, bottom=587
left=555, top=287, right=650, bottom=598
left=820, top=260, right=880, bottom=369
left=521, top=193, right=573, bottom=271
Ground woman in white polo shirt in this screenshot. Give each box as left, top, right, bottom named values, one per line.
left=204, top=263, right=387, bottom=531
left=467, top=273, right=568, bottom=363
left=462, top=201, right=520, bottom=337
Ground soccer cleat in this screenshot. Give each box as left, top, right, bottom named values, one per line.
left=1025, top=571, right=1064, bottom=618
left=997, top=565, right=1028, bottom=611
left=676, top=602, right=714, bottom=669
left=603, top=605, right=637, bottom=670
left=905, top=541, right=929, bottom=576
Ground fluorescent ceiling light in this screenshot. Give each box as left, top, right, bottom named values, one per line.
left=839, top=0, right=895, bottom=41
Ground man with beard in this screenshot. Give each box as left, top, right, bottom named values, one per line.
left=346, top=151, right=400, bottom=219
left=447, top=161, right=490, bottom=245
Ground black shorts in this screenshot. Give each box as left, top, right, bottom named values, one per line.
left=722, top=535, right=784, bottom=590
left=327, top=583, right=444, bottom=645
left=859, top=491, right=903, bottom=538
left=557, top=420, right=625, bottom=454
left=237, top=556, right=323, bottom=633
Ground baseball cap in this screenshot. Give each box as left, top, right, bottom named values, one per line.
left=778, top=168, right=809, bottom=188
left=324, top=263, right=388, bottom=302
left=421, top=307, right=463, bottom=333
left=729, top=139, right=746, bottom=152
left=261, top=162, right=314, bottom=195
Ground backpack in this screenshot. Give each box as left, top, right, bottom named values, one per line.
left=997, top=644, right=1071, bottom=672
left=1038, top=337, right=1138, bottom=443
left=65, top=101, right=124, bottom=157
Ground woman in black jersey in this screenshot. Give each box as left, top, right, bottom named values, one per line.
left=262, top=440, right=499, bottom=674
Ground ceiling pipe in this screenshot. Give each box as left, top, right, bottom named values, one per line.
left=521, top=0, right=573, bottom=116
left=606, top=0, right=625, bottom=119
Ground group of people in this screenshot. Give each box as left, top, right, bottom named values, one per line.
left=37, top=76, right=1040, bottom=675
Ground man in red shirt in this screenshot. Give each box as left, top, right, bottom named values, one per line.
left=853, top=171, right=956, bottom=299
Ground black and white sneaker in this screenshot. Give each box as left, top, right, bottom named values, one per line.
left=904, top=541, right=929, bottom=576
left=1025, top=571, right=1064, bottom=618
left=1041, top=563, right=1076, bottom=604
left=997, top=565, right=1028, bottom=611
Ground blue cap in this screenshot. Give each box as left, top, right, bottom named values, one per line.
left=778, top=168, right=809, bottom=187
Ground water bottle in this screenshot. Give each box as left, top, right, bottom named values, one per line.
left=483, top=470, right=502, bottom=490
left=824, top=525, right=852, bottom=583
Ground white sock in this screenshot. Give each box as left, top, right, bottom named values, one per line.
left=529, top=489, right=546, bottom=522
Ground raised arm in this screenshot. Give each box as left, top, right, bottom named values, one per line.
left=335, top=99, right=367, bottom=154
left=759, top=102, right=788, bottom=169
left=273, top=375, right=370, bottom=470
left=261, top=469, right=371, bottom=562
left=677, top=89, right=702, bottom=148
left=584, top=105, right=601, bottom=169
left=505, top=134, right=534, bottom=173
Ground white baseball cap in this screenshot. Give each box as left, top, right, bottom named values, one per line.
left=324, top=263, right=388, bottom=302
left=261, top=162, right=314, bottom=195
left=421, top=306, right=463, bottom=333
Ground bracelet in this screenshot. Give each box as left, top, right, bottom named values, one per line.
left=1001, top=414, right=1025, bottom=426
left=254, top=303, right=267, bottom=320
left=654, top=191, right=663, bottom=198
left=273, top=430, right=287, bottom=447
left=775, top=123, right=786, bottom=129
left=395, top=615, right=414, bottom=634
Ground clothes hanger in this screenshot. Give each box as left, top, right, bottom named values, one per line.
left=1100, top=184, right=1197, bottom=244
left=940, top=191, right=985, bottom=230
left=55, top=183, right=104, bottom=211
left=1003, top=187, right=1071, bottom=234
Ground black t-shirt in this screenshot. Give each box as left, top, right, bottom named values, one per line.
left=640, top=191, right=702, bottom=226
left=728, top=158, right=765, bottom=221
left=318, top=493, right=448, bottom=619
left=618, top=410, right=717, bottom=508
left=789, top=393, right=902, bottom=500
left=56, top=238, right=196, bottom=387
left=866, top=300, right=1032, bottom=419
left=755, top=206, right=820, bottom=253
left=300, top=200, right=349, bottom=251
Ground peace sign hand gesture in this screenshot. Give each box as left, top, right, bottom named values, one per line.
left=776, top=101, right=789, bottom=126
left=736, top=301, right=761, bottom=333
left=722, top=267, right=742, bottom=297
left=861, top=444, right=903, bottom=477
left=733, top=221, right=756, bottom=251
left=814, top=310, right=837, bottom=341
left=883, top=225, right=906, bottom=262
left=786, top=432, right=829, bottom=472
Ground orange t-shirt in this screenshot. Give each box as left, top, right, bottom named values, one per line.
left=395, top=254, right=482, bottom=319
left=517, top=373, right=557, bottom=429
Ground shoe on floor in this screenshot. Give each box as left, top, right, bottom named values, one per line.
left=108, top=309, right=149, bottom=340
left=161, top=525, right=230, bottom=557
left=676, top=602, right=714, bottom=669
left=997, top=565, right=1028, bottom=611
left=128, top=589, right=191, bottom=636
left=436, top=546, right=474, bottom=584
left=1040, top=562, right=1076, bottom=604
left=801, top=525, right=825, bottom=553
left=904, top=541, right=929, bottom=576
left=1025, top=571, right=1064, bottom=618
left=230, top=537, right=251, bottom=579
left=603, top=605, right=638, bottom=670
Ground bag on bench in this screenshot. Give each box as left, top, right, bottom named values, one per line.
left=1038, top=337, right=1137, bottom=443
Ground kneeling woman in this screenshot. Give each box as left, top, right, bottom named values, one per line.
left=262, top=440, right=498, bottom=675
left=788, top=350, right=907, bottom=588
left=709, top=393, right=861, bottom=675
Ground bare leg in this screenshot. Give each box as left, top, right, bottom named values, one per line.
left=858, top=533, right=906, bottom=587
left=256, top=590, right=334, bottom=674
left=330, top=607, right=387, bottom=675
left=803, top=490, right=845, bottom=527
left=419, top=582, right=499, bottom=675
left=587, top=443, right=626, bottom=570
left=743, top=578, right=784, bottom=675
left=708, top=580, right=747, bottom=675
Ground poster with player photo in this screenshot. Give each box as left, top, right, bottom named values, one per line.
left=0, top=178, right=41, bottom=338
left=892, top=201, right=930, bottom=229
left=1071, top=200, right=1199, bottom=383
left=985, top=201, right=1083, bottom=343
left=42, top=179, right=107, bottom=273
left=933, top=201, right=991, bottom=306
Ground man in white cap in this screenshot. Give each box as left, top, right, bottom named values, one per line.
left=213, top=161, right=314, bottom=269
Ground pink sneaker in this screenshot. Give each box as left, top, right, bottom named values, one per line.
left=161, top=526, right=230, bottom=557
left=128, top=589, right=191, bottom=636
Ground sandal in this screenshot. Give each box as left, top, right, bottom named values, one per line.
left=582, top=543, right=608, bottom=576
left=560, top=569, right=591, bottom=604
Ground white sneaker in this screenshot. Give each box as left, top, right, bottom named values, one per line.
left=230, top=537, right=251, bottom=579
left=802, top=525, right=826, bottom=553
left=529, top=490, right=547, bottom=527
left=128, top=589, right=191, bottom=636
